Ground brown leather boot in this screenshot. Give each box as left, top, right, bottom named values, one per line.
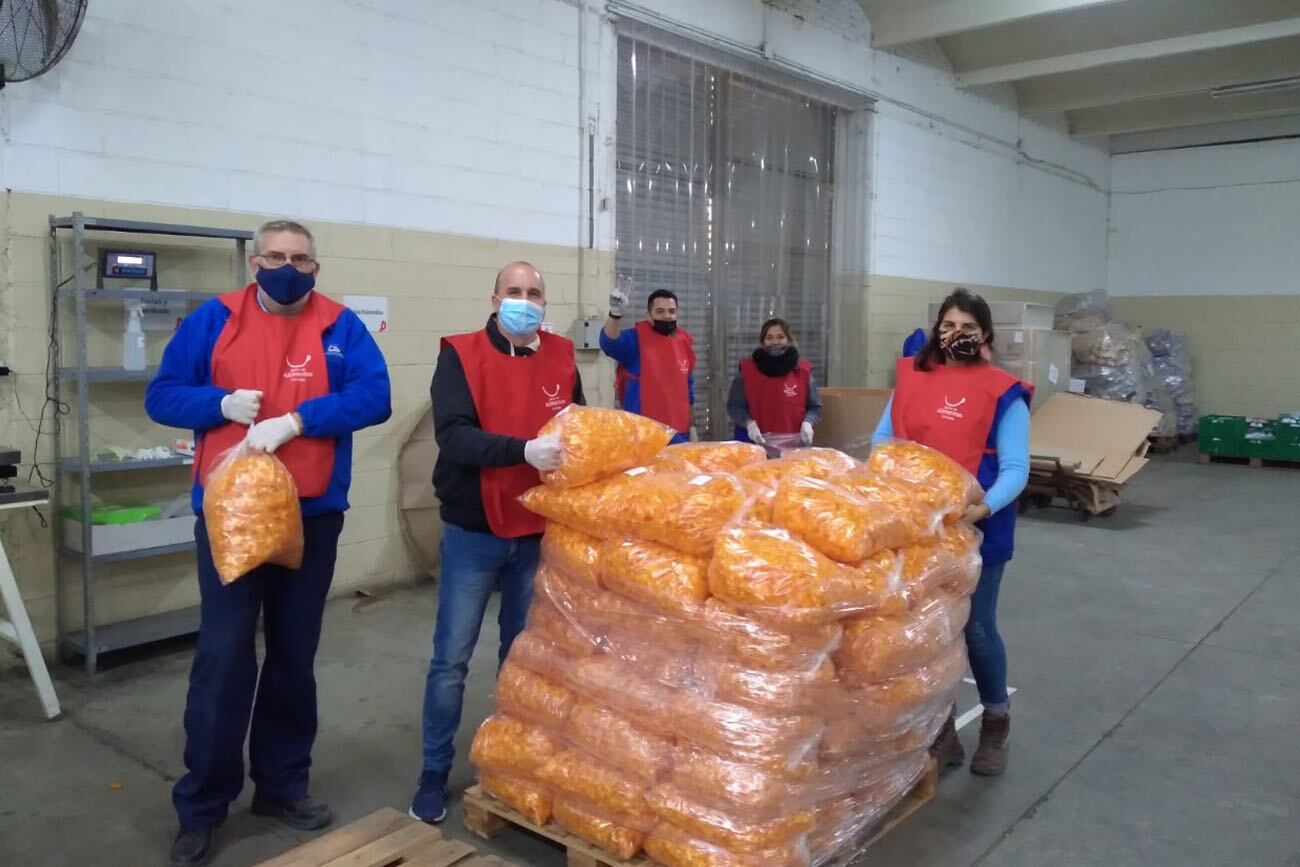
left=970, top=712, right=1010, bottom=776
left=929, top=712, right=965, bottom=773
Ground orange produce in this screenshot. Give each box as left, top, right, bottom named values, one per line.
left=864, top=441, right=982, bottom=514
left=526, top=589, right=598, bottom=658
left=495, top=660, right=575, bottom=731
left=601, top=537, right=710, bottom=616
left=615, top=471, right=748, bottom=557
left=645, top=825, right=810, bottom=867
left=552, top=798, right=646, bottom=860
left=694, top=657, right=835, bottom=714
left=203, top=449, right=303, bottom=584
left=480, top=771, right=552, bottom=825
left=541, top=523, right=603, bottom=588
left=536, top=749, right=658, bottom=830
left=647, top=783, right=815, bottom=853
left=665, top=441, right=767, bottom=473
left=563, top=700, right=674, bottom=784
left=469, top=714, right=563, bottom=779
left=839, top=643, right=967, bottom=731
left=669, top=746, right=816, bottom=815
left=772, top=476, right=900, bottom=563
left=709, top=526, right=901, bottom=626
left=671, top=691, right=823, bottom=767
left=539, top=405, right=673, bottom=488
left=685, top=599, right=842, bottom=673
left=565, top=655, right=680, bottom=736
left=835, top=593, right=971, bottom=683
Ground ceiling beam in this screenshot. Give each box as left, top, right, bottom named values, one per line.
left=862, top=0, right=1128, bottom=49
left=1110, top=114, right=1300, bottom=154
left=957, top=17, right=1300, bottom=86
left=1069, top=89, right=1300, bottom=137
left=1017, top=36, right=1300, bottom=113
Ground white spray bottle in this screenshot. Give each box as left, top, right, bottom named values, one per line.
left=123, top=304, right=147, bottom=371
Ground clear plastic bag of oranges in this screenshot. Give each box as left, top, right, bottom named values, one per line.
left=539, top=405, right=673, bottom=488
left=202, top=445, right=303, bottom=584
left=865, top=440, right=983, bottom=515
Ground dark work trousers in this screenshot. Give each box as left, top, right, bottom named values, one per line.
left=172, top=511, right=345, bottom=831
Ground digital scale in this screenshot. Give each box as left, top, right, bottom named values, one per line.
left=98, top=249, right=158, bottom=289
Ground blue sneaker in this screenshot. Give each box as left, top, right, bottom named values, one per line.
left=409, top=771, right=448, bottom=824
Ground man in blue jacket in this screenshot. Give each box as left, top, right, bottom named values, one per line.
left=146, top=220, right=391, bottom=867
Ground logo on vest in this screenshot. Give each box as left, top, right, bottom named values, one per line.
left=937, top=395, right=966, bottom=422
left=284, top=354, right=314, bottom=382
left=783, top=382, right=799, bottom=398
left=542, top=383, right=567, bottom=411
left=678, top=359, right=690, bottom=374
left=326, top=343, right=343, bottom=357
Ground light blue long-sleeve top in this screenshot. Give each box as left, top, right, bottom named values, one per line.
left=871, top=395, right=1031, bottom=515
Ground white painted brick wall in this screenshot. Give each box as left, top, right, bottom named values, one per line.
left=0, top=0, right=585, bottom=246
left=0, top=0, right=1110, bottom=294
left=1109, top=138, right=1300, bottom=297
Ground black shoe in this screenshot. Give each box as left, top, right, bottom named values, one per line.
left=250, top=795, right=334, bottom=831
left=169, top=827, right=216, bottom=867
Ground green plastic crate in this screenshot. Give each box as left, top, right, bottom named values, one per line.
left=1198, top=415, right=1246, bottom=457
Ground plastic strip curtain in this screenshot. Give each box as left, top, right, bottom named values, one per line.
left=615, top=37, right=837, bottom=437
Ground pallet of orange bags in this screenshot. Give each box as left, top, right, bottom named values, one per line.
left=253, top=806, right=521, bottom=867
left=463, top=759, right=939, bottom=867
left=464, top=785, right=653, bottom=867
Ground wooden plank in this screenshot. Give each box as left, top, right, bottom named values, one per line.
left=255, top=809, right=416, bottom=867
left=396, top=837, right=477, bottom=867
left=318, top=822, right=445, bottom=867
left=858, top=759, right=940, bottom=851
left=462, top=786, right=649, bottom=866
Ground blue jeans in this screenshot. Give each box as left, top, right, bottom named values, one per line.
left=965, top=561, right=1009, bottom=712
left=174, top=512, right=344, bottom=831
left=420, top=523, right=539, bottom=776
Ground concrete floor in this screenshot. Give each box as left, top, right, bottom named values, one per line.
left=3, top=451, right=1299, bottom=867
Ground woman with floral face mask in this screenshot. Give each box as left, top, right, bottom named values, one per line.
left=727, top=318, right=822, bottom=446
left=871, top=289, right=1032, bottom=778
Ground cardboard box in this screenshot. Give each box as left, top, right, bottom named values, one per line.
left=62, top=515, right=194, bottom=556
left=1029, top=393, right=1162, bottom=485
left=929, top=301, right=1056, bottom=331
left=814, top=388, right=892, bottom=458
left=993, top=329, right=1072, bottom=410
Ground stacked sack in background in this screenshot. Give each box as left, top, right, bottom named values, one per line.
left=1055, top=290, right=1154, bottom=407
left=1145, top=329, right=1199, bottom=438
left=469, top=405, right=983, bottom=867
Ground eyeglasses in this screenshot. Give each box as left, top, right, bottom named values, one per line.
left=257, top=252, right=317, bottom=272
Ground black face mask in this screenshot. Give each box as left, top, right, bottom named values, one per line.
left=753, top=344, right=799, bottom=376
left=652, top=319, right=678, bottom=336
left=944, top=334, right=983, bottom=362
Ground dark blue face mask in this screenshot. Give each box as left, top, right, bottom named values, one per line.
left=257, top=264, right=316, bottom=306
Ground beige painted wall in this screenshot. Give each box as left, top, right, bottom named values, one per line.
left=1, top=192, right=616, bottom=652
left=1113, top=295, right=1300, bottom=418
left=864, top=275, right=1065, bottom=387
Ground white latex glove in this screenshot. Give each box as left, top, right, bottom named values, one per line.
left=608, top=288, right=628, bottom=319
left=220, top=389, right=262, bottom=425
left=746, top=420, right=765, bottom=445
left=800, top=421, right=814, bottom=445
left=524, top=433, right=563, bottom=471
left=245, top=413, right=301, bottom=454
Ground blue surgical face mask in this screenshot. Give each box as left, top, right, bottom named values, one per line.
left=257, top=264, right=316, bottom=306
left=498, top=298, right=544, bottom=337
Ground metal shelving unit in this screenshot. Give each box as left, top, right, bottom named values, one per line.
left=50, top=212, right=253, bottom=673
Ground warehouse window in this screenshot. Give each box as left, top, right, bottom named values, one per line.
left=615, top=36, right=839, bottom=437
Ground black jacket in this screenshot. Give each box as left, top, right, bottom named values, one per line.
left=431, top=315, right=585, bottom=534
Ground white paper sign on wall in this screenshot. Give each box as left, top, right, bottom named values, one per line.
left=343, top=295, right=389, bottom=333
left=132, top=297, right=188, bottom=332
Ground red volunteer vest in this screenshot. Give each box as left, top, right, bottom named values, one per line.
left=891, top=358, right=1030, bottom=475
left=631, top=320, right=695, bottom=434
left=740, top=357, right=811, bottom=435
left=197, top=284, right=341, bottom=497
left=445, top=328, right=577, bottom=538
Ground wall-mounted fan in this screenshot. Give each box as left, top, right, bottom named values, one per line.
left=0, top=0, right=87, bottom=88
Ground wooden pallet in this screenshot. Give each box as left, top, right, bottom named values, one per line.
left=1198, top=453, right=1300, bottom=469
left=254, top=807, right=519, bottom=867
left=1146, top=434, right=1180, bottom=454
left=463, top=759, right=939, bottom=867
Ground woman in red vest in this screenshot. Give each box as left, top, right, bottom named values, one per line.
left=728, top=318, right=822, bottom=446
left=872, top=289, right=1032, bottom=778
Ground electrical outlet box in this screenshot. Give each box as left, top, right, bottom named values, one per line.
left=572, top=318, right=605, bottom=350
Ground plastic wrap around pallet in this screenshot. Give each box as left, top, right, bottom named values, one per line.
left=471, top=422, right=982, bottom=865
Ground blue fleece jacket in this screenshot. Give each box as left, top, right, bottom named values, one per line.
left=145, top=296, right=392, bottom=516
left=600, top=325, right=695, bottom=444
